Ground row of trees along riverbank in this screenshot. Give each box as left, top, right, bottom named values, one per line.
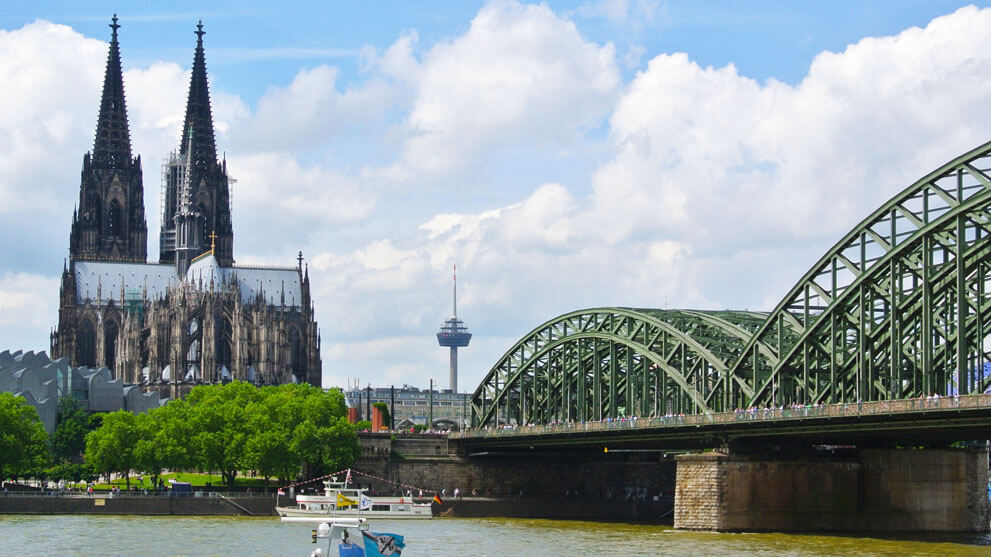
left=0, top=381, right=360, bottom=491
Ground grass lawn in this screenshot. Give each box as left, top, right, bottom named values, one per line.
left=68, top=472, right=277, bottom=491
left=159, top=472, right=272, bottom=489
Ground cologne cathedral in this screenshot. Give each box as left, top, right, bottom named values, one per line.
left=50, top=17, right=322, bottom=397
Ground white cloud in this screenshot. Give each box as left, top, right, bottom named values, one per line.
left=232, top=65, right=397, bottom=153
left=229, top=152, right=375, bottom=258
left=0, top=273, right=59, bottom=352
left=0, top=21, right=104, bottom=216
left=594, top=5, right=991, bottom=253
left=391, top=0, right=620, bottom=178
left=311, top=5, right=991, bottom=389
left=2, top=5, right=990, bottom=396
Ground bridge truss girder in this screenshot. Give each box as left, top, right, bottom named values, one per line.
left=736, top=143, right=991, bottom=408
left=471, top=308, right=773, bottom=427
left=471, top=142, right=991, bottom=429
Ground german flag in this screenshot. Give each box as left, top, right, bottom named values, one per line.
left=432, top=494, right=443, bottom=505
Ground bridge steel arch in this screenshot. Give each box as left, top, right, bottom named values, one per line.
left=732, top=140, right=991, bottom=408
left=471, top=141, right=991, bottom=428
left=470, top=308, right=776, bottom=427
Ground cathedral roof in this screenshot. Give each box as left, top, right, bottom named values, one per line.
left=185, top=252, right=223, bottom=287
left=185, top=254, right=304, bottom=307
left=73, top=257, right=303, bottom=308
left=73, top=261, right=176, bottom=303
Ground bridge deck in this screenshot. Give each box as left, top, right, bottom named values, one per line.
left=453, top=393, right=991, bottom=452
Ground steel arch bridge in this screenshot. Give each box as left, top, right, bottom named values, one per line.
left=471, top=141, right=991, bottom=428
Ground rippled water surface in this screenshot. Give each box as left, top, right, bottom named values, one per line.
left=2, top=515, right=990, bottom=556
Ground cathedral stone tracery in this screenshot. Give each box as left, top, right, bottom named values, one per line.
left=51, top=16, right=322, bottom=398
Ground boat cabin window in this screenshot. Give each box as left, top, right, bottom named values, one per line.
left=371, top=505, right=390, bottom=512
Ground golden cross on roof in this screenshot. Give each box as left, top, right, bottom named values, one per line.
left=209, top=230, right=217, bottom=253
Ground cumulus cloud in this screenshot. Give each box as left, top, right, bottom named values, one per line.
left=0, top=21, right=104, bottom=218
left=2, top=4, right=990, bottom=394
left=390, top=0, right=620, bottom=178
left=231, top=65, right=397, bottom=153
left=595, top=5, right=991, bottom=254
left=313, top=4, right=991, bottom=389
left=0, top=273, right=59, bottom=352
left=229, top=153, right=376, bottom=260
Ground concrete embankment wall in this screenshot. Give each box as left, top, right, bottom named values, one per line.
left=350, top=434, right=676, bottom=522
left=0, top=495, right=277, bottom=516
left=433, top=497, right=669, bottom=521
left=1, top=435, right=677, bottom=522
left=0, top=495, right=670, bottom=521
left=674, top=448, right=990, bottom=533
left=356, top=434, right=675, bottom=505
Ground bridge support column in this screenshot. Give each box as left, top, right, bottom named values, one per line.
left=674, top=448, right=989, bottom=532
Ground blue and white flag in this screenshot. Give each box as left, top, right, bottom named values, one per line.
left=361, top=531, right=404, bottom=557
left=338, top=542, right=365, bottom=557
left=360, top=495, right=373, bottom=510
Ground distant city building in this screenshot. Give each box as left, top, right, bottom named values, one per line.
left=345, top=385, right=470, bottom=430
left=49, top=17, right=321, bottom=399
left=436, top=265, right=471, bottom=392
left=0, top=350, right=163, bottom=434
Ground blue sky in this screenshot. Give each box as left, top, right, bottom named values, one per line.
left=0, top=1, right=989, bottom=392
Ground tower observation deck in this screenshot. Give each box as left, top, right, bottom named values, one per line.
left=437, top=265, right=471, bottom=393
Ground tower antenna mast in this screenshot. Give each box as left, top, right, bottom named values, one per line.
left=437, top=263, right=471, bottom=393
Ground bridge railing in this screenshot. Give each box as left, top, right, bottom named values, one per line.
left=453, top=393, right=991, bottom=439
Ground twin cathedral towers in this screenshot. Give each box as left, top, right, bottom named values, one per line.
left=51, top=16, right=322, bottom=396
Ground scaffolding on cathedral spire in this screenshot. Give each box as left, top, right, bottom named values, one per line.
left=161, top=20, right=234, bottom=269
left=180, top=19, right=219, bottom=176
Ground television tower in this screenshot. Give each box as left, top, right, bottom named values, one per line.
left=436, top=265, right=471, bottom=392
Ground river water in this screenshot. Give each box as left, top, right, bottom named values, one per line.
left=2, top=515, right=990, bottom=556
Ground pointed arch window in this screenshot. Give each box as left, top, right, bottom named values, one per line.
left=76, top=320, right=96, bottom=367
left=217, top=316, right=233, bottom=373
left=104, top=320, right=119, bottom=377
left=198, top=204, right=210, bottom=251
left=289, top=325, right=304, bottom=381
left=108, top=199, right=122, bottom=237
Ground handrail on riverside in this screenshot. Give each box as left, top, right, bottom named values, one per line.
left=452, top=393, right=991, bottom=439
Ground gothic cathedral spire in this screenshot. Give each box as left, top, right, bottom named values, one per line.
left=93, top=15, right=132, bottom=168
left=160, top=20, right=234, bottom=273
left=69, top=14, right=147, bottom=263
left=180, top=21, right=218, bottom=179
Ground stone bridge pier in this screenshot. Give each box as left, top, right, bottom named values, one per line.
left=674, top=448, right=989, bottom=532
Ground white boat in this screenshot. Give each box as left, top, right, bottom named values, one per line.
left=276, top=474, right=432, bottom=519
left=283, top=516, right=405, bottom=556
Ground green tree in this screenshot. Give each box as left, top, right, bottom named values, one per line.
left=289, top=418, right=359, bottom=479
left=284, top=386, right=358, bottom=479
left=243, top=415, right=291, bottom=491
left=0, top=393, right=49, bottom=481
left=84, top=410, right=140, bottom=488
left=186, top=380, right=261, bottom=487
left=47, top=461, right=95, bottom=484
left=133, top=400, right=192, bottom=488
left=52, top=397, right=91, bottom=463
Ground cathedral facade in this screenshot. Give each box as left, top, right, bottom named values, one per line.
left=50, top=17, right=322, bottom=397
